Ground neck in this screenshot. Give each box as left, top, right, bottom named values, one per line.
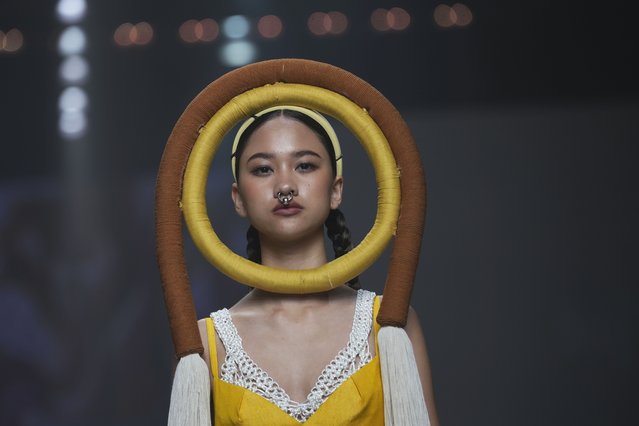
left=259, top=229, right=328, bottom=270
left=242, top=285, right=355, bottom=315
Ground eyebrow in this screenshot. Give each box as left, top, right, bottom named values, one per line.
left=246, top=150, right=323, bottom=163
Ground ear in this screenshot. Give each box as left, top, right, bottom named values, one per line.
left=231, top=182, right=248, bottom=217
left=330, top=176, right=343, bottom=210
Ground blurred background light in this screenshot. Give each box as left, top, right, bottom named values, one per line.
left=59, top=55, right=89, bottom=83
left=132, top=22, right=154, bottom=45
left=307, top=11, right=347, bottom=36
left=257, top=15, right=283, bottom=39
left=59, top=110, right=87, bottom=139
left=434, top=4, right=473, bottom=28
left=371, top=9, right=391, bottom=32
left=114, top=23, right=134, bottom=46
left=179, top=20, right=199, bottom=43
left=220, top=40, right=256, bottom=67
left=56, top=0, right=87, bottom=24
left=452, top=3, right=473, bottom=26
left=114, top=22, right=154, bottom=47
left=58, top=26, right=86, bottom=55
left=180, top=19, right=219, bottom=43
left=388, top=7, right=411, bottom=30
left=0, top=28, right=24, bottom=53
left=434, top=4, right=455, bottom=28
left=327, top=12, right=348, bottom=35
left=308, top=12, right=328, bottom=36
left=57, top=0, right=88, bottom=141
left=198, top=18, right=219, bottom=42
left=222, top=15, right=250, bottom=39
left=58, top=87, right=88, bottom=112
left=372, top=7, right=411, bottom=32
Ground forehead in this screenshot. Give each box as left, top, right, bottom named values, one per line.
left=242, top=116, right=329, bottom=157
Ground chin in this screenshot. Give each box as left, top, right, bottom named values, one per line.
left=258, top=226, right=325, bottom=246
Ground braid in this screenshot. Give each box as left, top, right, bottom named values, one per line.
left=246, top=225, right=261, bottom=263
left=325, top=209, right=361, bottom=289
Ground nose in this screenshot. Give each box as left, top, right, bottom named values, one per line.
left=273, top=183, right=297, bottom=200
left=273, top=172, right=298, bottom=200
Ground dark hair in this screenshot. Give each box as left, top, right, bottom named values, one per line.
left=233, top=109, right=337, bottom=181
left=237, top=109, right=360, bottom=289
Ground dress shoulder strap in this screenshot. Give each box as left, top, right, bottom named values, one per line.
left=373, top=295, right=381, bottom=351
left=205, top=317, right=219, bottom=378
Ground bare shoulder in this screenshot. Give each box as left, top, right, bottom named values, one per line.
left=197, top=318, right=210, bottom=368
left=404, top=305, right=425, bottom=341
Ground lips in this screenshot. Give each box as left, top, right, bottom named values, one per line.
left=273, top=201, right=303, bottom=215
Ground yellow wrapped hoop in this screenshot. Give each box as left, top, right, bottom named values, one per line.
left=182, top=83, right=400, bottom=294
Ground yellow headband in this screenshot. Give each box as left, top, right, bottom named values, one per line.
left=231, top=105, right=343, bottom=181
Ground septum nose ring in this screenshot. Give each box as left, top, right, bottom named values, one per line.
left=276, top=191, right=295, bottom=206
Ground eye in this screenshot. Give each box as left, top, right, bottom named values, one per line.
left=250, top=165, right=272, bottom=176
left=297, top=162, right=318, bottom=172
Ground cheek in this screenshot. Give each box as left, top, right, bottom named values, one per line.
left=239, top=182, right=270, bottom=212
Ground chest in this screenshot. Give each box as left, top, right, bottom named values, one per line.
left=223, top=311, right=356, bottom=401
left=210, top=290, right=378, bottom=421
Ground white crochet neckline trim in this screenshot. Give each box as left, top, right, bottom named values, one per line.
left=211, top=289, right=375, bottom=423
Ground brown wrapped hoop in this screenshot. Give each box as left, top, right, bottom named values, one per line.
left=156, top=59, right=426, bottom=358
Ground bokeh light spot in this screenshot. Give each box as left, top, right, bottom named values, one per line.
left=328, top=12, right=348, bottom=34
left=220, top=40, right=256, bottom=67
left=371, top=8, right=390, bottom=31
left=59, top=86, right=88, bottom=112
left=114, top=23, right=134, bottom=46
left=434, top=4, right=456, bottom=28
left=56, top=0, right=87, bottom=24
left=59, top=55, right=89, bottom=83
left=179, top=19, right=219, bottom=43
left=388, top=7, right=411, bottom=30
left=134, top=22, right=154, bottom=45
left=199, top=18, right=219, bottom=42
left=308, top=12, right=328, bottom=36
left=179, top=20, right=198, bottom=43
left=258, top=15, right=283, bottom=39
left=452, top=3, right=473, bottom=26
left=114, top=22, right=153, bottom=47
left=59, top=110, right=87, bottom=139
left=1, top=28, right=24, bottom=53
left=58, top=26, right=86, bottom=55
left=222, top=15, right=250, bottom=39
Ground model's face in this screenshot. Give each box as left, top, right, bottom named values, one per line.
left=232, top=116, right=343, bottom=244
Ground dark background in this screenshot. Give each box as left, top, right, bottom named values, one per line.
left=1, top=1, right=637, bottom=425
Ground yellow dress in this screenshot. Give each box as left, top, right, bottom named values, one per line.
left=205, top=295, right=384, bottom=425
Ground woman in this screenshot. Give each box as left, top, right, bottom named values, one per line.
left=196, top=107, right=440, bottom=425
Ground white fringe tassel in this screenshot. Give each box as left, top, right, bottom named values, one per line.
left=167, top=353, right=211, bottom=426
left=379, top=326, right=430, bottom=426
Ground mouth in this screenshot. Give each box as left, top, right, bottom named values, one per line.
left=273, top=201, right=303, bottom=215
